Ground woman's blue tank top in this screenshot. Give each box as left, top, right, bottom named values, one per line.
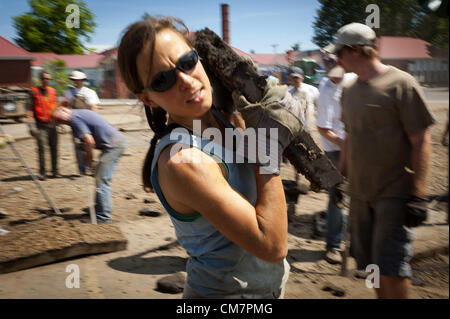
left=150, top=109, right=289, bottom=298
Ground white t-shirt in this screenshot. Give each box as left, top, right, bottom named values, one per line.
left=64, top=86, right=100, bottom=107
left=288, top=83, right=319, bottom=132
left=316, top=73, right=357, bottom=152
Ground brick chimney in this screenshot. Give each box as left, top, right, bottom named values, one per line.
left=221, top=4, right=230, bottom=44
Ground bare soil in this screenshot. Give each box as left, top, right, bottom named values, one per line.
left=0, top=102, right=448, bottom=299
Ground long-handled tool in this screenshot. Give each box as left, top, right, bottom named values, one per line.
left=337, top=187, right=351, bottom=277
left=0, top=124, right=61, bottom=214
left=84, top=174, right=97, bottom=224
left=340, top=221, right=351, bottom=277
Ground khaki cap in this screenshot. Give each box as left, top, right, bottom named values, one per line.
left=324, top=23, right=376, bottom=54
left=328, top=66, right=345, bottom=78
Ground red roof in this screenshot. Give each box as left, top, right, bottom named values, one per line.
left=30, top=52, right=59, bottom=66
left=230, top=46, right=252, bottom=58
left=248, top=53, right=288, bottom=66
left=0, top=36, right=33, bottom=59
left=31, top=52, right=104, bottom=68
left=57, top=53, right=104, bottom=68
left=100, top=47, right=117, bottom=57
left=377, top=36, right=432, bottom=59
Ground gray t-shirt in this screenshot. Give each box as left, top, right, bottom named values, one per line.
left=70, top=109, right=121, bottom=150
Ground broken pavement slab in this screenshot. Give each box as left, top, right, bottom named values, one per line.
left=0, top=217, right=128, bottom=274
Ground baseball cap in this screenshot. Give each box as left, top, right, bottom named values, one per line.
left=324, top=23, right=376, bottom=54
left=328, top=66, right=345, bottom=78
left=289, top=66, right=304, bottom=78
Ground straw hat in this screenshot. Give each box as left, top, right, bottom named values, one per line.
left=69, top=70, right=87, bottom=80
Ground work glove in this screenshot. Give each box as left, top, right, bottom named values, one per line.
left=405, top=196, right=428, bottom=227
left=232, top=81, right=304, bottom=175
left=331, top=181, right=349, bottom=209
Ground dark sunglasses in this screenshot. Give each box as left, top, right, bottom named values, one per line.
left=42, top=77, right=51, bottom=80
left=336, top=45, right=356, bottom=58
left=145, top=49, right=199, bottom=93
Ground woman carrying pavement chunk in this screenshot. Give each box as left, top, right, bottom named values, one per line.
left=117, top=15, right=290, bottom=298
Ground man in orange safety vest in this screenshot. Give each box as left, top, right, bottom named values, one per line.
left=28, top=71, right=60, bottom=180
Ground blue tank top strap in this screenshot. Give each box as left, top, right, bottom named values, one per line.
left=151, top=126, right=231, bottom=222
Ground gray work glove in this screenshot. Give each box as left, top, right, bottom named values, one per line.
left=232, top=81, right=304, bottom=175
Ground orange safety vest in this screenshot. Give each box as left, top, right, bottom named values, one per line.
left=31, top=86, right=57, bottom=122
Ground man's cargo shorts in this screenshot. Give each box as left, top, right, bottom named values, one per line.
left=349, top=197, right=415, bottom=278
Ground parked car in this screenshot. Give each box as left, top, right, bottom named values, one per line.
left=0, top=86, right=31, bottom=122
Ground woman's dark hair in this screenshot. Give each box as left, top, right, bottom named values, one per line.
left=117, top=15, right=192, bottom=191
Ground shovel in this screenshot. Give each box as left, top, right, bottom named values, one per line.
left=84, top=174, right=97, bottom=225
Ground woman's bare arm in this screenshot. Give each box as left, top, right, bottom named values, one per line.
left=158, top=146, right=287, bottom=263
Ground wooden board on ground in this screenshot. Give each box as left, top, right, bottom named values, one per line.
left=0, top=217, right=128, bottom=274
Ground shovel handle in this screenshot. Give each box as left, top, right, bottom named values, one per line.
left=84, top=175, right=97, bottom=225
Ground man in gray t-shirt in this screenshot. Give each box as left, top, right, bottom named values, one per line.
left=53, top=107, right=126, bottom=223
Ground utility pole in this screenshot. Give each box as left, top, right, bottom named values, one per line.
left=271, top=44, right=279, bottom=54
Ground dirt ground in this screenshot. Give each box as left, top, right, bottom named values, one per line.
left=0, top=102, right=448, bottom=299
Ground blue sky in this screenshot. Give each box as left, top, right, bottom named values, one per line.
left=0, top=0, right=321, bottom=53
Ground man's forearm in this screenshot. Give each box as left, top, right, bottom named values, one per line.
left=410, top=130, right=431, bottom=198
left=83, top=134, right=95, bottom=169
left=317, top=127, right=344, bottom=149
left=84, top=144, right=93, bottom=168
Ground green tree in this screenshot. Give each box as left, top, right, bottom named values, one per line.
left=291, top=42, right=300, bottom=51
left=312, top=0, right=448, bottom=48
left=43, top=59, right=70, bottom=96
left=13, top=0, right=96, bottom=54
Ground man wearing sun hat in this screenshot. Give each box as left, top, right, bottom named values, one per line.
left=64, top=70, right=100, bottom=111
left=325, top=23, right=434, bottom=299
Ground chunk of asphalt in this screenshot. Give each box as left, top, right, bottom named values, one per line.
left=125, top=193, right=137, bottom=200
left=139, top=208, right=162, bottom=217
left=322, top=282, right=346, bottom=297
left=156, top=272, right=186, bottom=294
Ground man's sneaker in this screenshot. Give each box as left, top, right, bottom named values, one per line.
left=324, top=249, right=343, bottom=264
left=37, top=174, right=47, bottom=181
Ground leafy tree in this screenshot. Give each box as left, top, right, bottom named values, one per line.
left=312, top=0, right=448, bottom=48
left=13, top=0, right=96, bottom=54
left=43, top=59, right=70, bottom=96
left=291, top=43, right=300, bottom=51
